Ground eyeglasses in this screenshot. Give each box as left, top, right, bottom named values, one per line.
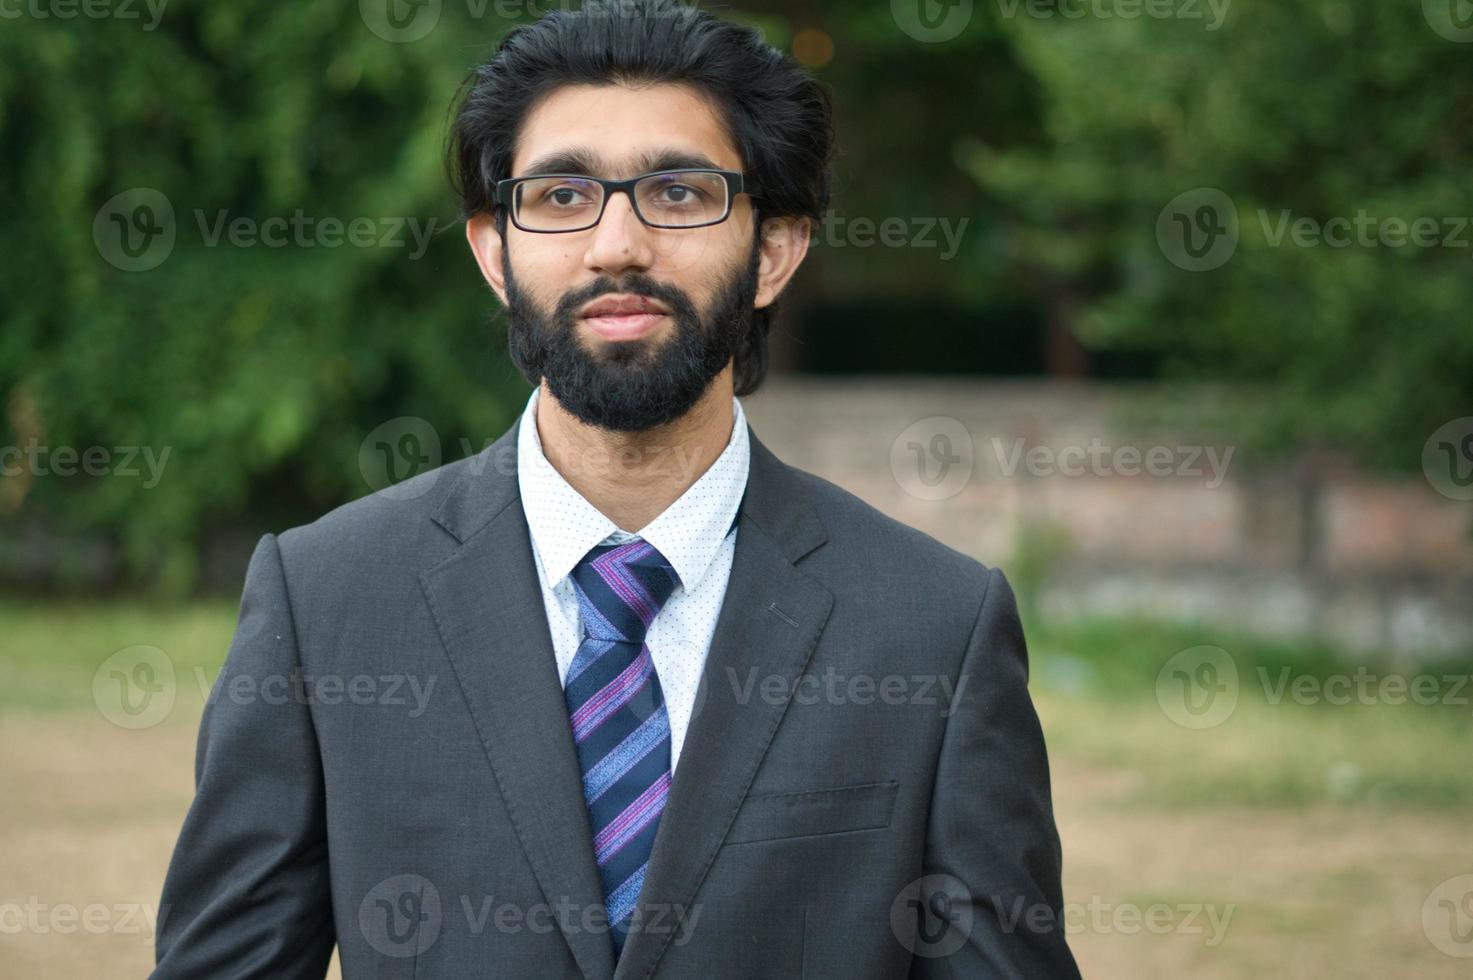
left=494, top=168, right=749, bottom=233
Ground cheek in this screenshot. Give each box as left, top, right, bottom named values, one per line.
left=652, top=224, right=744, bottom=282
left=510, top=242, right=582, bottom=303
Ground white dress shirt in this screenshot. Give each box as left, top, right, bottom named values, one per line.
left=515, top=386, right=750, bottom=773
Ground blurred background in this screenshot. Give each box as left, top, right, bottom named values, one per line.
left=2, top=0, right=1472, bottom=976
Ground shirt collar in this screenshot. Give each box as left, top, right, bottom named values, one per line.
left=516, top=385, right=750, bottom=593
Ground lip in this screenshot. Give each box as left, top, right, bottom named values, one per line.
left=580, top=293, right=669, bottom=318
left=583, top=312, right=668, bottom=341
left=580, top=293, right=669, bottom=341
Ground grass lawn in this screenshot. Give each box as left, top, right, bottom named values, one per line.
left=1026, top=614, right=1473, bottom=810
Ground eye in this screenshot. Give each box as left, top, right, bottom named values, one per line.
left=542, top=184, right=595, bottom=208
left=654, top=183, right=706, bottom=204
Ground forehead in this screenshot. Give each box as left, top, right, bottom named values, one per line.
left=511, top=83, right=743, bottom=178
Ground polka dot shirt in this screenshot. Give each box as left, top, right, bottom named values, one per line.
left=515, top=386, right=750, bottom=773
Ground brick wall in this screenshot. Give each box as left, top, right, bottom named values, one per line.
left=742, top=377, right=1473, bottom=659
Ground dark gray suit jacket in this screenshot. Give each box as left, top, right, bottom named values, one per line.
left=152, top=419, right=1079, bottom=979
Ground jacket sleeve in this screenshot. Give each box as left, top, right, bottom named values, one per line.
left=151, top=532, right=336, bottom=979
left=908, top=566, right=1080, bottom=979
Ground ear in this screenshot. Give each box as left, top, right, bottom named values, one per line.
left=465, top=213, right=509, bottom=307
left=753, top=215, right=812, bottom=310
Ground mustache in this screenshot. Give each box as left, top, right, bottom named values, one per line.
left=553, top=274, right=698, bottom=326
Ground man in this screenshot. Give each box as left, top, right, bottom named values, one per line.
left=152, top=1, right=1079, bottom=977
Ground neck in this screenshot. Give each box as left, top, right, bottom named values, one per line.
left=534, top=369, right=736, bottom=533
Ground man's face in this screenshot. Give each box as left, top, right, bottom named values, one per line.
left=466, top=83, right=804, bottom=433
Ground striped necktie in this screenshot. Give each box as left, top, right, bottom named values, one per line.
left=564, top=537, right=680, bottom=958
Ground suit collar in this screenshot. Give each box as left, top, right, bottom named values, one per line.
left=430, top=410, right=827, bottom=565
left=422, top=411, right=832, bottom=980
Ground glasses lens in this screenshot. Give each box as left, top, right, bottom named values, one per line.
left=634, top=171, right=729, bottom=227
left=513, top=176, right=604, bottom=231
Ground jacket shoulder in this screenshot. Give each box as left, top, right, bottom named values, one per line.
left=272, top=450, right=491, bottom=567
left=782, top=462, right=998, bottom=593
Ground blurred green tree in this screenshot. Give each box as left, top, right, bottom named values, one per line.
left=962, top=1, right=1473, bottom=468
left=0, top=4, right=528, bottom=590
left=2, top=0, right=1468, bottom=592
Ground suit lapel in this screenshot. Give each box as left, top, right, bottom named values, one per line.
left=420, top=423, right=615, bottom=980
left=419, top=416, right=833, bottom=980
left=612, top=426, right=834, bottom=980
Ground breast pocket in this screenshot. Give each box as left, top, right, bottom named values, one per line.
left=722, top=780, right=899, bottom=845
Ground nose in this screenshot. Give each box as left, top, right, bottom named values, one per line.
left=583, top=188, right=655, bottom=275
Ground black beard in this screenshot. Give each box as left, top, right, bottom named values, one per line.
left=502, top=238, right=760, bottom=433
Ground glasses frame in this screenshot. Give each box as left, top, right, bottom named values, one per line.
left=493, top=168, right=749, bottom=233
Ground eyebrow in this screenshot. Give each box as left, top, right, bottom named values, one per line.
left=516, top=147, right=726, bottom=179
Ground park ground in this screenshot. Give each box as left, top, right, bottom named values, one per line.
left=2, top=600, right=1470, bottom=977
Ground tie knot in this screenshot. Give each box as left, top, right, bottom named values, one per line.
left=570, top=538, right=680, bottom=643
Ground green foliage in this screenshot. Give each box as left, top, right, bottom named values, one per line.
left=0, top=3, right=531, bottom=589
left=964, top=1, right=1473, bottom=470
left=2, top=1, right=1467, bottom=591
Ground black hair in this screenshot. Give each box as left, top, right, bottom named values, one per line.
left=446, top=0, right=836, bottom=396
